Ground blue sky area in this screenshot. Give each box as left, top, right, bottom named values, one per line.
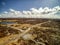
left=0, top=0, right=60, bottom=13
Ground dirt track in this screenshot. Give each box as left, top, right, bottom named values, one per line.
left=0, top=19, right=60, bottom=45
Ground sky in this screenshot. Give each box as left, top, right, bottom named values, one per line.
left=0, top=0, right=60, bottom=12
left=0, top=0, right=60, bottom=19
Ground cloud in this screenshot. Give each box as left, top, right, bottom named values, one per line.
left=0, top=6, right=60, bottom=19
left=23, top=11, right=31, bottom=15
left=4, top=11, right=8, bottom=14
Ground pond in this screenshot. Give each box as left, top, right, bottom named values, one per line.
left=0, top=21, right=16, bottom=24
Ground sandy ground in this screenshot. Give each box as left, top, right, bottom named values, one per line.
left=0, top=20, right=60, bottom=45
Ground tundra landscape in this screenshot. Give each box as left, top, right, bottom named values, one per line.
left=0, top=18, right=60, bottom=45
left=0, top=0, right=60, bottom=45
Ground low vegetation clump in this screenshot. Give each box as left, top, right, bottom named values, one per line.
left=0, top=20, right=60, bottom=45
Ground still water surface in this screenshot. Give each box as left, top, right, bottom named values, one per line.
left=0, top=21, right=16, bottom=24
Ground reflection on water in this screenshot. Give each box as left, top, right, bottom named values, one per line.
left=0, top=21, right=16, bottom=24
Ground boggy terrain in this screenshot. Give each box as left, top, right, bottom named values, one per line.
left=0, top=18, right=60, bottom=45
